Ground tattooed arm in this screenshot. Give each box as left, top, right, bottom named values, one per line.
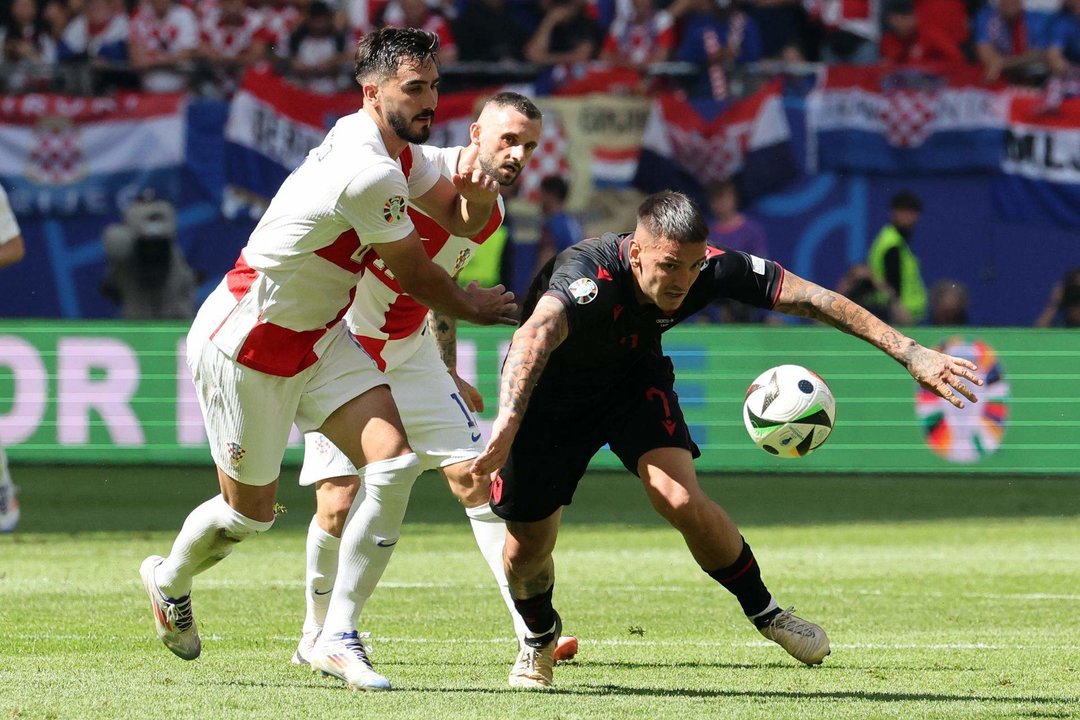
left=470, top=296, right=570, bottom=476
left=428, top=309, right=485, bottom=412
left=774, top=271, right=983, bottom=408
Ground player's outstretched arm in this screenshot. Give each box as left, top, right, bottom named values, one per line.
left=470, top=296, right=570, bottom=477
left=427, top=309, right=483, bottom=411
left=377, top=232, right=517, bottom=326
left=773, top=271, right=983, bottom=409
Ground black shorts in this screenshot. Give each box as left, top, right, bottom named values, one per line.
left=490, top=354, right=700, bottom=523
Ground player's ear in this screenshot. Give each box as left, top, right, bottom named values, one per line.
left=361, top=81, right=380, bottom=106
left=469, top=122, right=481, bottom=145
left=628, top=240, right=641, bottom=267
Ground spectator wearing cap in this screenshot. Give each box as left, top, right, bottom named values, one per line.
left=974, top=0, right=1048, bottom=82
left=880, top=0, right=964, bottom=64
left=867, top=190, right=926, bottom=324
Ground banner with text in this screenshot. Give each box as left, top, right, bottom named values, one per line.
left=2, top=322, right=1076, bottom=474
left=0, top=93, right=186, bottom=217
left=995, top=94, right=1080, bottom=228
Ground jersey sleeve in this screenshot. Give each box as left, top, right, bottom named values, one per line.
left=700, top=247, right=784, bottom=309
left=0, top=185, right=21, bottom=245
left=406, top=143, right=444, bottom=197
left=338, top=160, right=416, bottom=245
left=416, top=144, right=461, bottom=181
left=541, top=252, right=614, bottom=333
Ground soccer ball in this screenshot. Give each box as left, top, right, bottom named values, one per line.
left=742, top=365, right=836, bottom=458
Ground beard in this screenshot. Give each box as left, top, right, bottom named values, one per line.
left=388, top=108, right=432, bottom=144
left=479, top=154, right=520, bottom=187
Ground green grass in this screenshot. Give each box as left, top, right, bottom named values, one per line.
left=2, top=466, right=1079, bottom=719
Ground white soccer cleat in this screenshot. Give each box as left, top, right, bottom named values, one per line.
left=509, top=613, right=561, bottom=689
left=757, top=607, right=830, bottom=666
left=0, top=483, right=19, bottom=533
left=310, top=631, right=391, bottom=691
left=291, top=628, right=321, bottom=666
left=139, top=555, right=201, bottom=660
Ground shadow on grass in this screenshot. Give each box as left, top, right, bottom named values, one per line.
left=6, top=465, right=1080, bottom=534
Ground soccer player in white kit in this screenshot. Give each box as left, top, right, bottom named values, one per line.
left=0, top=183, right=27, bottom=533
left=291, top=93, right=576, bottom=689
left=139, top=28, right=517, bottom=686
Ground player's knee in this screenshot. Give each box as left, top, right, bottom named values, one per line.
left=443, top=463, right=488, bottom=506
left=646, top=483, right=696, bottom=528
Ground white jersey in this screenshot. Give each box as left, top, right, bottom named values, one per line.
left=0, top=184, right=21, bottom=245
left=347, top=144, right=505, bottom=371
left=192, top=110, right=441, bottom=378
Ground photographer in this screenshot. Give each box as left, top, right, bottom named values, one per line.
left=101, top=193, right=198, bottom=319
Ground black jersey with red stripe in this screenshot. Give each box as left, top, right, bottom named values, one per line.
left=521, top=231, right=784, bottom=410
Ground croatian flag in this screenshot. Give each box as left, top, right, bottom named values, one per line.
left=807, top=64, right=1009, bottom=174
left=633, top=81, right=796, bottom=205
left=225, top=69, right=495, bottom=199
left=995, top=94, right=1080, bottom=227
left=224, top=69, right=361, bottom=200
left=0, top=93, right=186, bottom=217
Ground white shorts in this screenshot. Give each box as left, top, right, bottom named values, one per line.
left=299, top=335, right=483, bottom=485
left=189, top=322, right=387, bottom=486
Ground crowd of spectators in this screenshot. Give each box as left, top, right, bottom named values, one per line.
left=2, top=0, right=1080, bottom=97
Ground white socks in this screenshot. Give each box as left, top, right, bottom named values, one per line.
left=321, top=453, right=421, bottom=638
left=303, top=515, right=341, bottom=633
left=156, top=494, right=274, bottom=599
left=465, top=503, right=529, bottom=644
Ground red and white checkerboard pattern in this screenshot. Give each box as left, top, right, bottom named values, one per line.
left=666, top=124, right=744, bottom=185
left=28, top=121, right=84, bottom=185
left=520, top=114, right=571, bottom=203
left=881, top=90, right=938, bottom=148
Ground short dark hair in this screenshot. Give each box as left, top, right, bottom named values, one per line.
left=486, top=91, right=543, bottom=121
left=637, top=190, right=709, bottom=245
left=354, top=27, right=440, bottom=86
left=539, top=175, right=569, bottom=201
left=891, top=189, right=922, bottom=211
left=886, top=0, right=914, bottom=15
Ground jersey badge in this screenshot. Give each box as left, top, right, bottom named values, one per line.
left=225, top=442, right=245, bottom=468
left=383, top=195, right=407, bottom=223
left=568, top=278, right=599, bottom=305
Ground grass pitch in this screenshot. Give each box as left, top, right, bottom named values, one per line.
left=1, top=466, right=1079, bottom=719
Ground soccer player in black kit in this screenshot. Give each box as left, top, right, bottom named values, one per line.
left=470, top=190, right=983, bottom=689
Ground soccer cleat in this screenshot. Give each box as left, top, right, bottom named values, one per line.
left=509, top=613, right=562, bottom=689
left=291, top=628, right=321, bottom=666
left=310, top=631, right=391, bottom=691
left=139, top=555, right=201, bottom=660
left=757, top=607, right=830, bottom=666
left=554, top=635, right=578, bottom=664
left=0, top=483, right=18, bottom=533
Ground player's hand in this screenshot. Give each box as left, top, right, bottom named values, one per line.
left=464, top=281, right=518, bottom=326
left=905, top=346, right=983, bottom=409
left=470, top=416, right=516, bottom=479
left=451, top=166, right=500, bottom=205
left=450, top=372, right=484, bottom=413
